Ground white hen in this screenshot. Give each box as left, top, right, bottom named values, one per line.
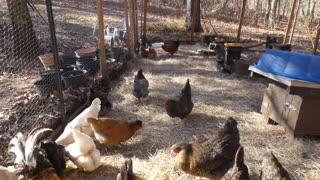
left=55, top=98, right=101, bottom=146
left=65, top=129, right=101, bottom=172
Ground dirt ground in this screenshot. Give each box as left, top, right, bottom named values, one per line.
left=63, top=45, right=320, bottom=180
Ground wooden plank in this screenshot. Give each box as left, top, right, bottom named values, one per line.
left=249, top=65, right=320, bottom=89
left=237, top=0, right=246, bottom=42
left=97, top=0, right=108, bottom=80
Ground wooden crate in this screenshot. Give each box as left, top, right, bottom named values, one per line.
left=250, top=66, right=320, bottom=137
left=261, top=84, right=320, bottom=137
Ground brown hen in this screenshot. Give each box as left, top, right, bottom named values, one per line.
left=86, top=117, right=142, bottom=147
left=161, top=41, right=180, bottom=55
left=171, top=117, right=240, bottom=179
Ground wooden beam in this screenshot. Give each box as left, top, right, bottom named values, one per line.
left=97, top=0, right=108, bottom=80
left=124, top=0, right=133, bottom=58
left=313, top=28, right=320, bottom=55
left=191, top=0, right=198, bottom=41
left=284, top=0, right=298, bottom=44
left=289, top=0, right=301, bottom=44
left=143, top=0, right=147, bottom=38
left=237, top=0, right=246, bottom=42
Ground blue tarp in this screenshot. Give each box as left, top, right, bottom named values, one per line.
left=254, top=49, right=320, bottom=83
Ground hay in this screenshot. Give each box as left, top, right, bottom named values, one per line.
left=64, top=44, right=320, bottom=180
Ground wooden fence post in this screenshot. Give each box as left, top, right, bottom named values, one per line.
left=237, top=0, right=246, bottom=42
left=97, top=0, right=108, bottom=80
left=191, top=0, right=198, bottom=41
left=143, top=0, right=147, bottom=38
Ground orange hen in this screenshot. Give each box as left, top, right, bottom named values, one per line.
left=86, top=117, right=142, bottom=147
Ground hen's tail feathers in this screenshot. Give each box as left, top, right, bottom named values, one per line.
left=181, top=79, right=192, bottom=99
left=8, top=132, right=26, bottom=166
left=234, top=146, right=244, bottom=167
left=25, top=128, right=53, bottom=167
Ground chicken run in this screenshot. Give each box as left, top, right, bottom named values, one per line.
left=1, top=1, right=320, bottom=180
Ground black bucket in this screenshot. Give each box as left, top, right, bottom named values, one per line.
left=34, top=79, right=55, bottom=98
left=76, top=57, right=99, bottom=75
left=61, top=70, right=87, bottom=89
left=62, top=55, right=78, bottom=65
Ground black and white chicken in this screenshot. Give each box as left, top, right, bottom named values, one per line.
left=8, top=128, right=66, bottom=179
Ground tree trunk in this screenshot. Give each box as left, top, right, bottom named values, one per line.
left=310, top=0, right=317, bottom=23
left=307, top=0, right=311, bottom=16
left=265, top=0, right=271, bottom=26
left=268, top=0, right=278, bottom=28
left=6, top=0, right=40, bottom=61
left=254, top=0, right=260, bottom=26
left=276, top=0, right=281, bottom=18
left=281, top=0, right=288, bottom=18
left=185, top=0, right=203, bottom=32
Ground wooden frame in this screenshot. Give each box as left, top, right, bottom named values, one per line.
left=97, top=0, right=108, bottom=79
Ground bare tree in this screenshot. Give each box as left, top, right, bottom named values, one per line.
left=6, top=0, right=40, bottom=61
left=265, top=0, right=272, bottom=26
left=185, top=0, right=203, bottom=32
left=267, top=0, right=278, bottom=28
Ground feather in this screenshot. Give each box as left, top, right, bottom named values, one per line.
left=25, top=128, right=53, bottom=168
left=8, top=132, right=26, bottom=167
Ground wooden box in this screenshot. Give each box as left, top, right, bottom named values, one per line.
left=261, top=84, right=320, bottom=137
left=250, top=66, right=320, bottom=137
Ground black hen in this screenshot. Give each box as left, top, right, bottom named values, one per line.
left=165, top=79, right=193, bottom=119
left=132, top=69, right=149, bottom=100
left=88, top=88, right=112, bottom=111
left=39, top=140, right=66, bottom=177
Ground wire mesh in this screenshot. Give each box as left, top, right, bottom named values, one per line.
left=0, top=0, right=131, bottom=165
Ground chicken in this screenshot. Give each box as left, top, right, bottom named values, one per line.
left=260, top=147, right=291, bottom=180
left=116, top=159, right=135, bottom=180
left=65, top=129, right=101, bottom=172
left=39, top=140, right=66, bottom=177
left=132, top=69, right=149, bottom=101
left=147, top=48, right=157, bottom=59
left=86, top=117, right=143, bottom=147
left=8, top=128, right=61, bottom=180
left=161, top=41, right=180, bottom=56
left=88, top=88, right=112, bottom=112
left=0, top=166, right=18, bottom=180
left=55, top=98, right=101, bottom=146
left=171, top=117, right=240, bottom=179
left=221, top=146, right=250, bottom=180
left=165, top=79, right=193, bottom=119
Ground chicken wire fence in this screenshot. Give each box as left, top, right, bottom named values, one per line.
left=0, top=0, right=129, bottom=165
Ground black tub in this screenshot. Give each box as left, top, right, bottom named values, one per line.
left=61, top=70, right=87, bottom=88
left=76, top=57, right=99, bottom=75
